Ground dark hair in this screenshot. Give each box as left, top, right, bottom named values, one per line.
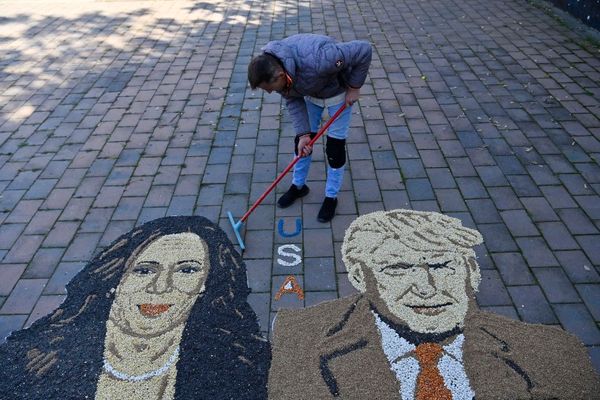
left=0, top=216, right=271, bottom=400
left=248, top=53, right=283, bottom=89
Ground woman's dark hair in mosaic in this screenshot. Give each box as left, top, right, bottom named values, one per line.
left=0, top=216, right=271, bottom=400
left=248, top=53, right=283, bottom=89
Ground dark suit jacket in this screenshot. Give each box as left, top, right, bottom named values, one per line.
left=268, top=295, right=599, bottom=399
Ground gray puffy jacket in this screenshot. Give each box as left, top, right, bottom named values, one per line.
left=262, top=34, right=372, bottom=136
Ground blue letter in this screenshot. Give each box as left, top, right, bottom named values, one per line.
left=278, top=218, right=302, bottom=237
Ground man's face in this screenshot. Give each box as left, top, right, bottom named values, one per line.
left=366, top=241, right=471, bottom=334
left=109, top=233, right=209, bottom=337
left=257, top=72, right=287, bottom=94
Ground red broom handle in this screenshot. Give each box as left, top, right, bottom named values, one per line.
left=239, top=103, right=348, bottom=223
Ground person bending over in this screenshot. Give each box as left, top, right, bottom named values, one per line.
left=248, top=34, right=372, bottom=222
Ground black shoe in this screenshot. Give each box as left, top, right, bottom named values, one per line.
left=318, top=197, right=338, bottom=222
left=277, top=184, right=310, bottom=208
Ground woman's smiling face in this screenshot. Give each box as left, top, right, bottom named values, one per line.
left=109, top=233, right=210, bottom=337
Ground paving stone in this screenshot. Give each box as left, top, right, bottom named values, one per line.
left=527, top=165, right=561, bottom=186
left=456, top=177, right=487, bottom=199
left=305, top=291, right=338, bottom=307
left=23, top=248, right=64, bottom=279
left=398, top=159, right=426, bottom=179
left=491, top=252, right=536, bottom=285
left=5, top=199, right=43, bottom=223
left=59, top=197, right=94, bottom=221
left=303, top=229, right=334, bottom=258
left=533, top=268, right=581, bottom=303
left=245, top=259, right=272, bottom=293
left=25, top=295, right=66, bottom=328
left=500, top=209, right=539, bottom=236
left=166, top=195, right=196, bottom=216
left=520, top=197, right=560, bottom=222
left=372, top=151, right=399, bottom=169
left=477, top=223, right=518, bottom=252
left=538, top=221, right=580, bottom=250
left=353, top=179, right=382, bottom=202
left=243, top=230, right=274, bottom=259
left=418, top=149, right=447, bottom=167
left=476, top=269, right=512, bottom=306
left=41, top=187, right=76, bottom=210
left=41, top=221, right=79, bottom=247
left=480, top=306, right=519, bottom=321
left=540, top=185, right=578, bottom=209
left=508, top=286, right=558, bottom=324
left=436, top=188, right=467, bottom=212
left=557, top=208, right=599, bottom=235
left=553, top=304, right=600, bottom=346
left=112, top=196, right=145, bottom=221
left=556, top=250, right=600, bottom=284
left=0, top=279, right=46, bottom=314
left=467, top=199, right=502, bottom=224
left=99, top=220, right=136, bottom=247
left=80, top=208, right=113, bottom=233
left=488, top=186, right=522, bottom=210
left=516, top=237, right=559, bottom=267
left=406, top=178, right=435, bottom=201
left=576, top=235, right=600, bottom=265
left=62, top=233, right=101, bottom=262
left=0, top=315, right=27, bottom=343
left=3, top=235, right=45, bottom=264
left=588, top=347, right=600, bottom=375
left=447, top=157, right=477, bottom=177
left=427, top=168, right=456, bottom=189
left=337, top=273, right=360, bottom=297
left=247, top=292, right=270, bottom=333
left=476, top=165, right=509, bottom=186
left=304, top=258, right=336, bottom=291
left=575, top=284, right=600, bottom=321
left=225, top=173, right=251, bottom=194
left=0, top=265, right=26, bottom=296
left=43, top=262, right=85, bottom=295
left=575, top=195, right=600, bottom=220
left=376, top=169, right=404, bottom=190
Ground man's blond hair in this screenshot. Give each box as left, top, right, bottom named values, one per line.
left=342, top=209, right=484, bottom=291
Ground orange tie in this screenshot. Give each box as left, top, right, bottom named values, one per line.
left=414, top=342, right=453, bottom=400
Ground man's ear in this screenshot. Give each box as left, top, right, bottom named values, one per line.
left=347, top=263, right=367, bottom=293
left=466, top=257, right=481, bottom=293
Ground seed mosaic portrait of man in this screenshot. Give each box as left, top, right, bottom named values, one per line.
left=268, top=209, right=600, bottom=400
left=0, top=216, right=271, bottom=400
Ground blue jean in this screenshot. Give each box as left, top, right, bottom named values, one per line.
left=292, top=100, right=352, bottom=198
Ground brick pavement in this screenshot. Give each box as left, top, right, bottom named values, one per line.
left=0, top=0, right=599, bottom=372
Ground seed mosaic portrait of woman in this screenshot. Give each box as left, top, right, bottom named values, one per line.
left=0, top=216, right=271, bottom=400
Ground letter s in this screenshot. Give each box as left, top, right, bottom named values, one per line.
left=277, top=244, right=302, bottom=267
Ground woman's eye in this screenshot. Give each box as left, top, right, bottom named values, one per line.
left=133, top=267, right=155, bottom=275
left=178, top=266, right=199, bottom=274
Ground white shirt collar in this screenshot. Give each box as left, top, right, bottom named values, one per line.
left=372, top=311, right=464, bottom=362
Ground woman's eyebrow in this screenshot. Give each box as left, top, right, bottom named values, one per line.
left=176, top=259, right=201, bottom=265
left=135, top=260, right=159, bottom=265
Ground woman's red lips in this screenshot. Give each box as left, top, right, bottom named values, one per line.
left=138, top=304, right=172, bottom=317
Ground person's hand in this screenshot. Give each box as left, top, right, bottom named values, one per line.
left=297, top=134, right=313, bottom=157
left=345, top=87, right=360, bottom=106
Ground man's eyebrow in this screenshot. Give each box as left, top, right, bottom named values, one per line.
left=135, top=260, right=159, bottom=265
left=429, top=260, right=452, bottom=267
